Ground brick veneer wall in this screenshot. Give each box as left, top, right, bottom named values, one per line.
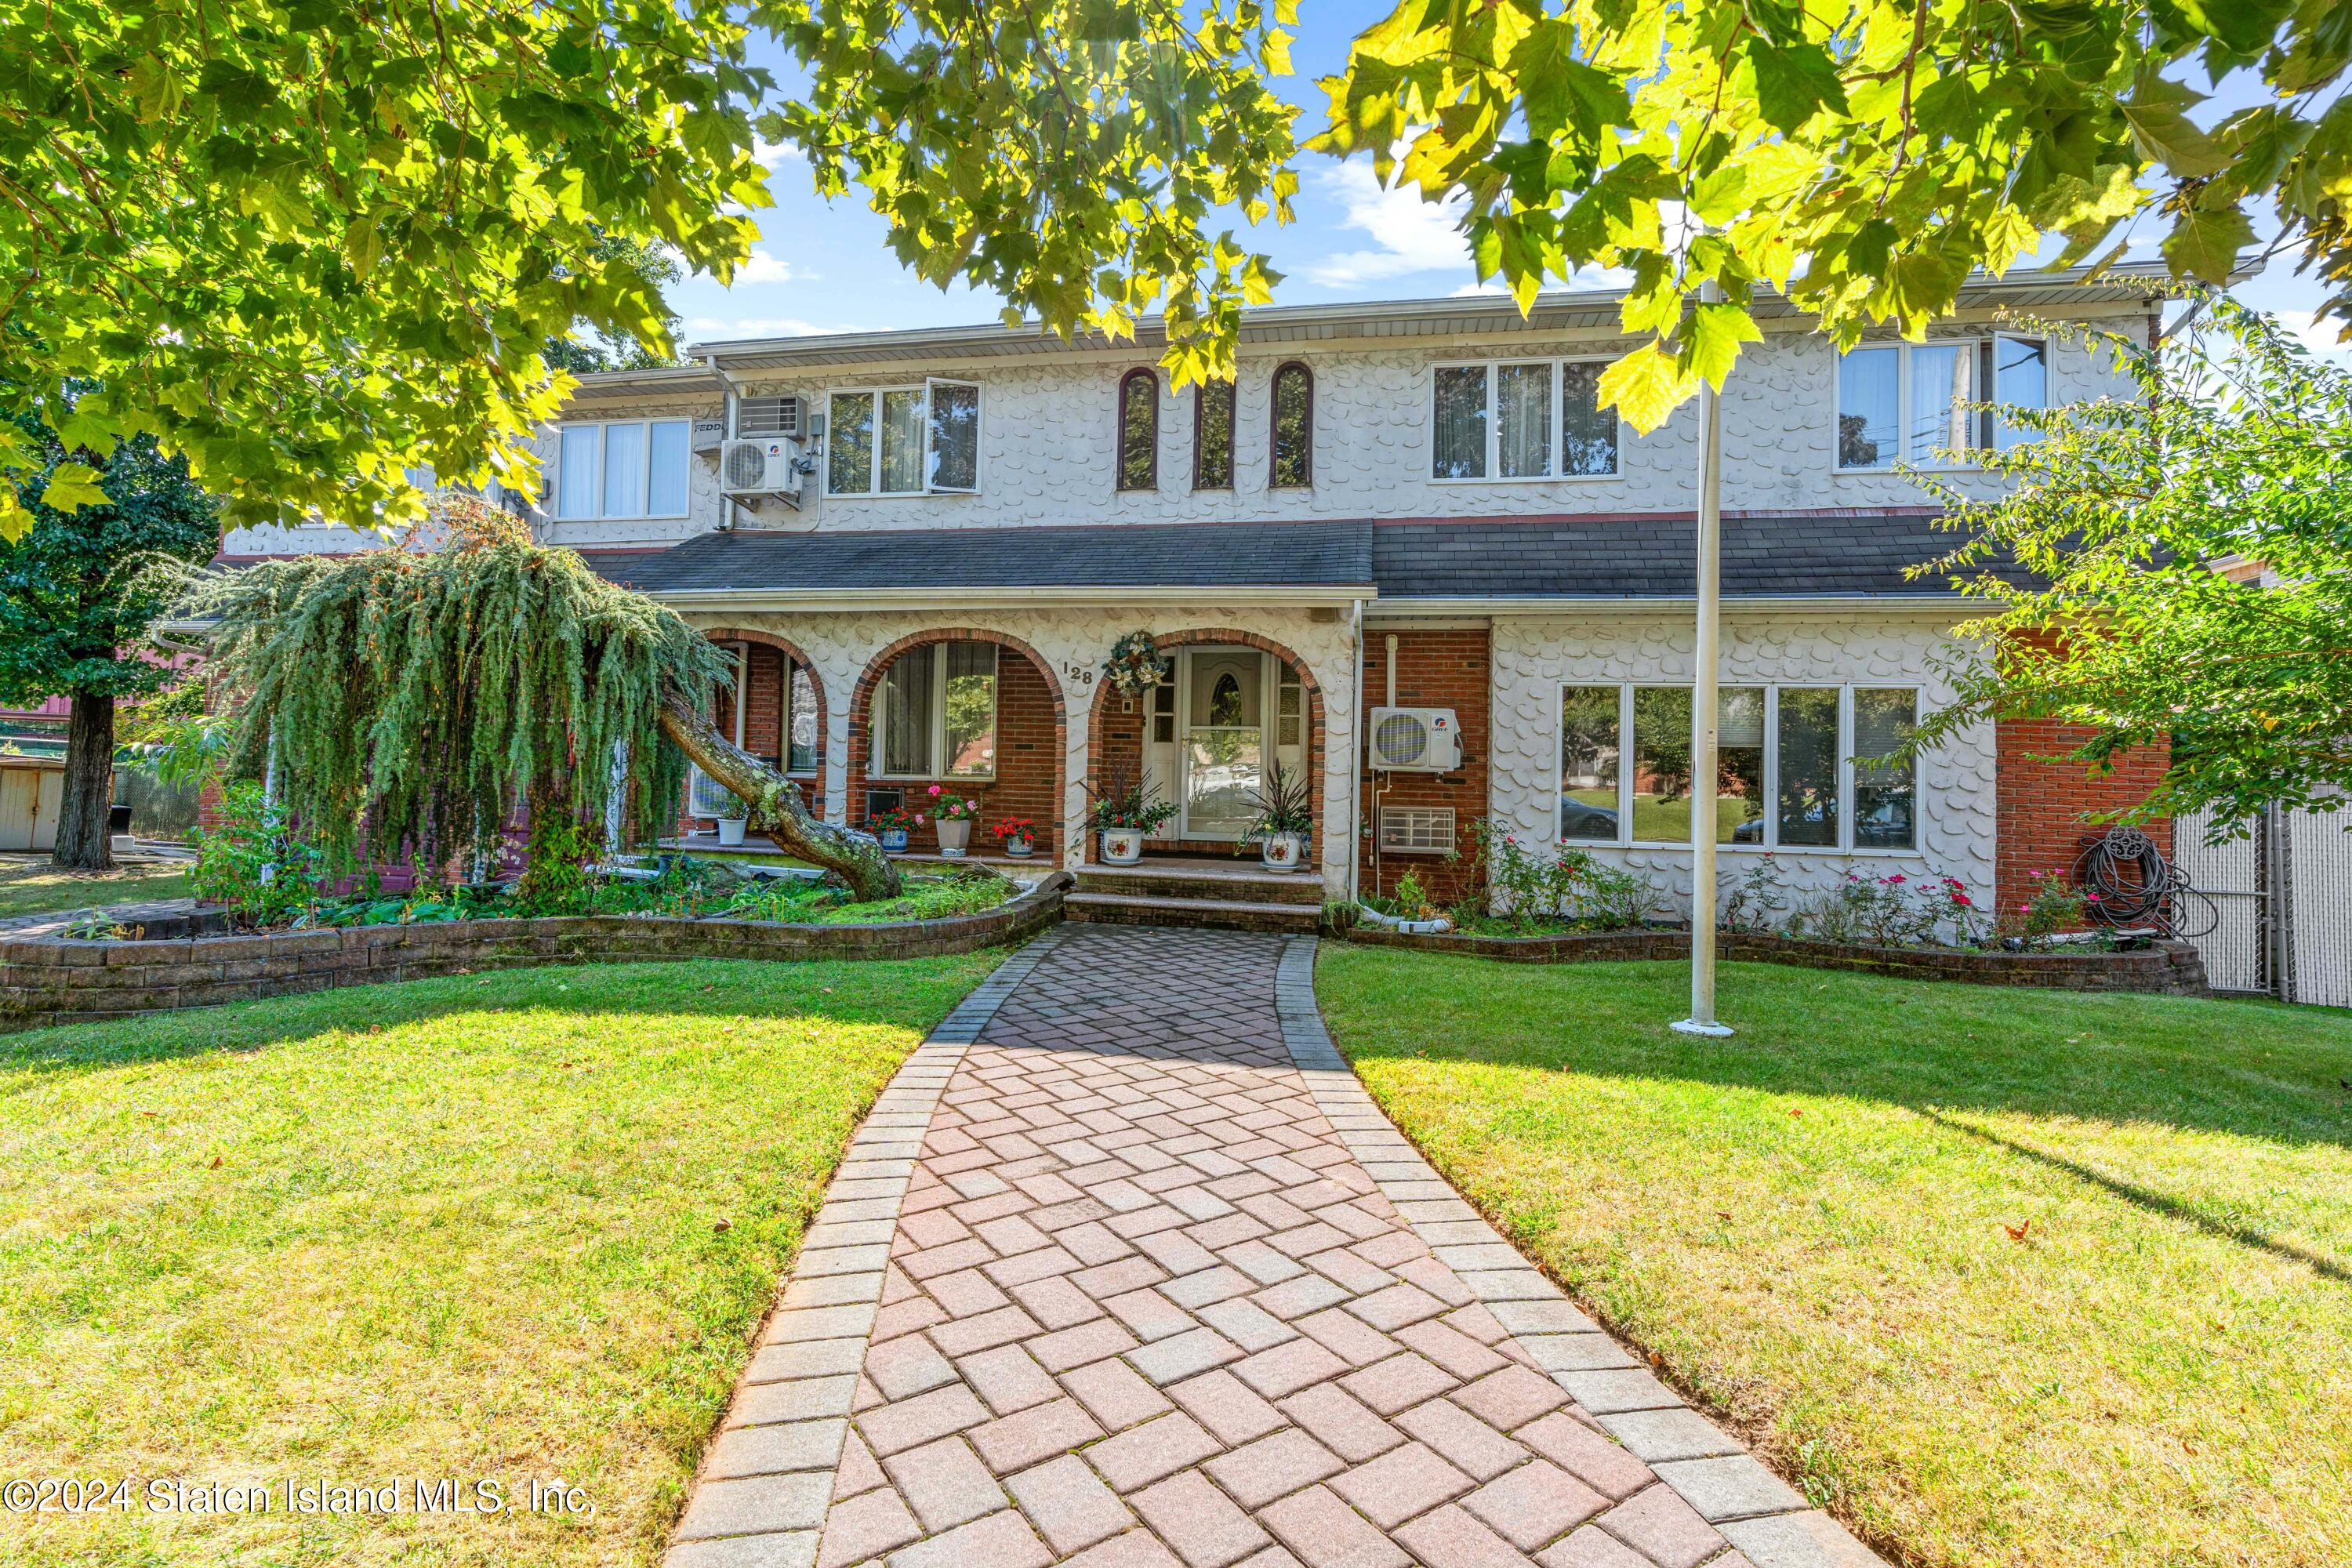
left=1342, top=924, right=2209, bottom=994
left=1359, top=626, right=1490, bottom=903
left=2, top=875, right=1070, bottom=1033
left=1996, top=718, right=2172, bottom=915
left=848, top=639, right=1062, bottom=858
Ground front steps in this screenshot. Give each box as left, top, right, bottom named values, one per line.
left=1066, top=859, right=1323, bottom=934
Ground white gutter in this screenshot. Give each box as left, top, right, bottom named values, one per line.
left=647, top=584, right=1378, bottom=612
left=1367, top=593, right=1987, bottom=619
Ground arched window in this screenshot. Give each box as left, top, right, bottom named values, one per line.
left=1269, top=361, right=1312, bottom=488
left=1117, top=369, right=1159, bottom=492
left=1193, top=379, right=1235, bottom=490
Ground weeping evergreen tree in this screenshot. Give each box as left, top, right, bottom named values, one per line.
left=191, top=502, right=900, bottom=900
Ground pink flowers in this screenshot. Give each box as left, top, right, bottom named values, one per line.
left=927, top=784, right=943, bottom=797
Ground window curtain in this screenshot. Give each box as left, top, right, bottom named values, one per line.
left=880, top=389, right=926, bottom=493
left=1432, top=366, right=1486, bottom=479
left=877, top=652, right=933, bottom=776
left=1497, top=363, right=1552, bottom=477
left=1907, top=344, right=1973, bottom=463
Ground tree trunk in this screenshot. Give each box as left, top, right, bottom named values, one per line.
left=52, top=691, right=116, bottom=872
left=656, top=688, right=902, bottom=902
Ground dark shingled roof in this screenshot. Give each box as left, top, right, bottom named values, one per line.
left=589, top=511, right=2009, bottom=600
left=1373, top=512, right=1998, bottom=599
left=595, top=520, right=1374, bottom=593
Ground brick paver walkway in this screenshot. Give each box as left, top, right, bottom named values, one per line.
left=669, top=926, right=1883, bottom=1568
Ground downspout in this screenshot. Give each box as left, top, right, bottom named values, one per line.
left=720, top=382, right=740, bottom=533
left=1347, top=598, right=1366, bottom=904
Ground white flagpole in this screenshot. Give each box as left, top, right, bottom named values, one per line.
left=1675, top=278, right=1734, bottom=1038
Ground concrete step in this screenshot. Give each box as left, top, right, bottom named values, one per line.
left=1065, top=891, right=1322, bottom=934
left=1075, top=861, right=1324, bottom=906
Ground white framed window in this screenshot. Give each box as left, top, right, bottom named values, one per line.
left=1837, top=336, right=2047, bottom=470
left=552, top=420, right=691, bottom=519
left=826, top=380, right=981, bottom=496
left=870, top=641, right=998, bottom=779
left=1559, top=683, right=1919, bottom=852
left=1432, top=359, right=1620, bottom=481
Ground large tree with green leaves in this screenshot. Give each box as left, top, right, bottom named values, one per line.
left=1913, top=295, right=2352, bottom=826
left=191, top=503, right=901, bottom=898
left=0, top=0, right=771, bottom=542
left=0, top=415, right=219, bottom=869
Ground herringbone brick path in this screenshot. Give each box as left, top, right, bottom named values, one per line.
left=670, top=926, right=1880, bottom=1568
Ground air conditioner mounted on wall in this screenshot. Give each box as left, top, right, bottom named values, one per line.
left=720, top=436, right=806, bottom=500
left=1368, top=707, right=1461, bottom=772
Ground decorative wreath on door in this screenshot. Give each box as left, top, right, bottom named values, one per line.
left=1102, top=631, right=1171, bottom=697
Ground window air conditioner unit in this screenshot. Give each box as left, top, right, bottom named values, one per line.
left=720, top=435, right=805, bottom=499
left=1369, top=707, right=1461, bottom=772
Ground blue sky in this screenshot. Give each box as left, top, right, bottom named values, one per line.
left=668, top=8, right=2345, bottom=358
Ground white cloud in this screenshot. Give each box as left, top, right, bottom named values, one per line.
left=2275, top=307, right=2352, bottom=363
left=754, top=137, right=804, bottom=169
left=1297, top=161, right=1477, bottom=288
left=737, top=249, right=794, bottom=285
left=682, top=315, right=847, bottom=340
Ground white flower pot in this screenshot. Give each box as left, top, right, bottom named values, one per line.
left=1258, top=832, right=1307, bottom=872
left=715, top=816, right=747, bottom=848
left=936, top=818, right=972, bottom=857
left=1100, top=827, right=1145, bottom=865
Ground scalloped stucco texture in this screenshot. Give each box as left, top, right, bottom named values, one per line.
left=1487, top=613, right=1997, bottom=918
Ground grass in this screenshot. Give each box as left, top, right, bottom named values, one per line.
left=0, top=862, right=191, bottom=920
left=1316, top=947, right=2352, bottom=1568
left=0, top=953, right=1000, bottom=1567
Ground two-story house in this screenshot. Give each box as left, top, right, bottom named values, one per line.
left=221, top=266, right=2175, bottom=921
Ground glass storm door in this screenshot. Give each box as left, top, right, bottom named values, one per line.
left=1178, top=648, right=1265, bottom=840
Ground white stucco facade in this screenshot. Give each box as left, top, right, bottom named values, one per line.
left=1484, top=610, right=1996, bottom=917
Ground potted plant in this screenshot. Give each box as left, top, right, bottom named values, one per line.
left=993, top=817, right=1039, bottom=857
left=868, top=803, right=920, bottom=854
left=713, top=808, right=749, bottom=848
left=928, top=786, right=980, bottom=856
left=1243, top=760, right=1312, bottom=873
left=1082, top=770, right=1177, bottom=866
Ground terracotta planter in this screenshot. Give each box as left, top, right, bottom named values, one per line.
left=1099, top=827, right=1145, bottom=865
left=936, top=817, right=973, bottom=857
left=1258, top=831, right=1307, bottom=872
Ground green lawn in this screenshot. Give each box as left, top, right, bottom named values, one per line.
left=0, top=862, right=191, bottom=920
left=0, top=954, right=997, bottom=1567
left=1317, top=947, right=2352, bottom=1568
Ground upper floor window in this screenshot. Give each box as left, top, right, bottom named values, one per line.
left=1432, top=360, right=1620, bottom=481
left=1559, top=683, right=1918, bottom=852
left=1117, top=370, right=1159, bottom=492
left=827, top=380, right=980, bottom=496
left=1270, top=362, right=1313, bottom=488
left=1837, top=336, right=2047, bottom=470
left=554, top=420, right=691, bottom=520
left=871, top=641, right=998, bottom=779
left=1194, top=379, right=1235, bottom=490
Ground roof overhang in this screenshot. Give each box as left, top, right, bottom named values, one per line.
left=681, top=261, right=2194, bottom=373
left=649, top=583, right=1377, bottom=612
left=1368, top=593, right=1988, bottom=619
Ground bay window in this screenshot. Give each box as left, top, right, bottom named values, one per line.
left=554, top=420, right=691, bottom=519
left=826, top=381, right=982, bottom=496
left=1838, top=336, right=2046, bottom=469
left=1432, top=359, right=1619, bottom=480
left=870, top=642, right=998, bottom=779
left=1561, top=683, right=1921, bottom=852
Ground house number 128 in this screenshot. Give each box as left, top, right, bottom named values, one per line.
left=1062, top=662, right=1097, bottom=688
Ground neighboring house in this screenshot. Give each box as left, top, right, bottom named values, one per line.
left=220, top=266, right=2177, bottom=916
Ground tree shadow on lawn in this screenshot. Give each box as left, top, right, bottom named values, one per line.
left=0, top=954, right=995, bottom=1076
left=1330, top=952, right=2352, bottom=1149
left=1322, top=951, right=2352, bottom=1280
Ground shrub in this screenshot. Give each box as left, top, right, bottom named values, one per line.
left=1456, top=819, right=1664, bottom=933
left=1784, top=870, right=1987, bottom=949
left=189, top=783, right=326, bottom=928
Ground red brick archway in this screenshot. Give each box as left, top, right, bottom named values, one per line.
left=849, top=629, right=1068, bottom=859
left=699, top=627, right=829, bottom=779
left=1083, top=628, right=1327, bottom=867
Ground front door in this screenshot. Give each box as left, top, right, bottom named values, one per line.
left=1178, top=648, right=1265, bottom=841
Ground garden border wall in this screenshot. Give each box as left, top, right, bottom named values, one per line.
left=1341, top=924, right=2210, bottom=995
left=1, top=874, right=1070, bottom=1033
